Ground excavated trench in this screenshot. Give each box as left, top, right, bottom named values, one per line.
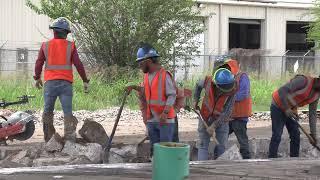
left=1, top=137, right=319, bottom=167
left=133, top=137, right=320, bottom=162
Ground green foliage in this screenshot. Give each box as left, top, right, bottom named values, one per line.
left=308, top=0, right=320, bottom=43
left=250, top=78, right=283, bottom=111
left=1, top=74, right=287, bottom=112
left=0, top=75, right=140, bottom=111
left=26, top=0, right=204, bottom=69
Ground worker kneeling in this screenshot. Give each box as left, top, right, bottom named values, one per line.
left=194, top=68, right=237, bottom=160
left=269, top=74, right=320, bottom=158
left=127, top=43, right=176, bottom=156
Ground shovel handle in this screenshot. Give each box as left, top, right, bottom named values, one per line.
left=137, top=136, right=149, bottom=145
left=191, top=109, right=209, bottom=129
left=105, top=91, right=130, bottom=151
left=192, top=109, right=218, bottom=144
left=293, top=118, right=320, bottom=151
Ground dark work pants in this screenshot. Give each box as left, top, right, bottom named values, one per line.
left=268, top=104, right=300, bottom=158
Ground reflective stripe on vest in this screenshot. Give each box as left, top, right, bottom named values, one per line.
left=147, top=69, right=166, bottom=106
left=144, top=68, right=175, bottom=120
left=43, top=41, right=73, bottom=70
left=232, top=72, right=252, bottom=118
left=272, top=76, right=320, bottom=111
left=200, top=76, right=229, bottom=121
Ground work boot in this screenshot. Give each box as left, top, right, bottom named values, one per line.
left=42, top=112, right=55, bottom=142
left=64, top=115, right=78, bottom=142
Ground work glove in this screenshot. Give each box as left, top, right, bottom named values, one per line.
left=285, top=109, right=298, bottom=121
left=35, top=79, right=43, bottom=89
left=207, top=124, right=219, bottom=144
left=84, top=82, right=89, bottom=93
left=126, top=85, right=138, bottom=94
left=159, top=112, right=168, bottom=127
left=206, top=123, right=216, bottom=136
left=193, top=101, right=200, bottom=111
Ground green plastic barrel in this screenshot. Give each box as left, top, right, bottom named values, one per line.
left=152, top=142, right=190, bottom=180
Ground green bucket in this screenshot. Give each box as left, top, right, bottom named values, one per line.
left=152, top=142, right=190, bottom=180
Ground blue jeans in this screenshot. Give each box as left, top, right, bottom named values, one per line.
left=268, top=104, right=300, bottom=158
left=44, top=80, right=73, bottom=116
left=229, top=119, right=251, bottom=159
left=147, top=122, right=175, bottom=156
left=198, top=118, right=229, bottom=160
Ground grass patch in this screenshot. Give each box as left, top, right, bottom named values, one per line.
left=0, top=74, right=140, bottom=111
left=0, top=74, right=286, bottom=112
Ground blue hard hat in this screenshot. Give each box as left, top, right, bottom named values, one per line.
left=49, top=17, right=71, bottom=33
left=213, top=68, right=235, bottom=92
left=136, top=46, right=160, bottom=62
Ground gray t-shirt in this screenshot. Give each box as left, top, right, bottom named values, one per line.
left=147, top=71, right=176, bottom=123
left=272, top=75, right=318, bottom=135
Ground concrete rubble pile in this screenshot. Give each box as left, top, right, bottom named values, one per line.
left=0, top=119, right=144, bottom=167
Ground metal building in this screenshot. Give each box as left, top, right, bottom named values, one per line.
left=197, top=0, right=316, bottom=77
left=0, top=0, right=50, bottom=75
left=0, top=0, right=317, bottom=78
left=0, top=0, right=51, bottom=48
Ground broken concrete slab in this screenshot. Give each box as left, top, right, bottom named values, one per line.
left=62, top=141, right=103, bottom=163
left=0, top=160, right=26, bottom=168
left=79, top=119, right=109, bottom=147
left=39, top=150, right=55, bottom=158
left=111, top=145, right=137, bottom=158
left=27, top=148, right=42, bottom=160
left=32, top=157, right=72, bottom=167
left=217, top=144, right=243, bottom=160
left=68, top=155, right=92, bottom=165
left=300, top=140, right=320, bottom=158
left=45, top=133, right=64, bottom=153
left=9, top=150, right=28, bottom=162
left=108, top=151, right=125, bottom=164
left=5, top=150, right=34, bottom=167
left=0, top=147, right=24, bottom=160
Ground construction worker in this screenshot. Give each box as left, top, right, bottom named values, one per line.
left=268, top=74, right=319, bottom=158
left=127, top=43, right=176, bottom=155
left=194, top=68, right=237, bottom=160
left=219, top=59, right=252, bottom=159
left=33, top=17, right=90, bottom=142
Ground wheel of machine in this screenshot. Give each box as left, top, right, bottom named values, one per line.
left=10, top=120, right=35, bottom=141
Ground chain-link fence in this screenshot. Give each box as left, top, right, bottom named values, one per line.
left=0, top=48, right=319, bottom=80
left=172, top=54, right=320, bottom=81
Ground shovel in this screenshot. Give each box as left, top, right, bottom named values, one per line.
left=103, top=91, right=130, bottom=163
left=192, top=108, right=218, bottom=144
left=292, top=116, right=320, bottom=152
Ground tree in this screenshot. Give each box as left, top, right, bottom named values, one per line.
left=27, top=0, right=204, bottom=74
left=308, top=0, right=320, bottom=46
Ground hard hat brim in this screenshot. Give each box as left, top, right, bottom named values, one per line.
left=49, top=26, right=71, bottom=33
left=136, top=54, right=160, bottom=62
left=216, top=82, right=235, bottom=93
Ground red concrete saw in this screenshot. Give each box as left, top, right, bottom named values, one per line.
left=0, top=95, right=35, bottom=145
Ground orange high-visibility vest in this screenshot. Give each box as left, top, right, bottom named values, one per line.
left=232, top=72, right=252, bottom=118
left=43, top=39, right=74, bottom=82
left=200, top=76, right=231, bottom=121
left=144, top=68, right=176, bottom=120
left=272, top=75, right=320, bottom=111
left=224, top=60, right=252, bottom=118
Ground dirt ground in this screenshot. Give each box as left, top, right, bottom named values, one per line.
left=0, top=108, right=314, bottom=145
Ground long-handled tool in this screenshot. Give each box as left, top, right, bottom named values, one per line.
left=104, top=91, right=130, bottom=161
left=137, top=135, right=149, bottom=146
left=192, top=108, right=218, bottom=144
left=292, top=116, right=320, bottom=152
